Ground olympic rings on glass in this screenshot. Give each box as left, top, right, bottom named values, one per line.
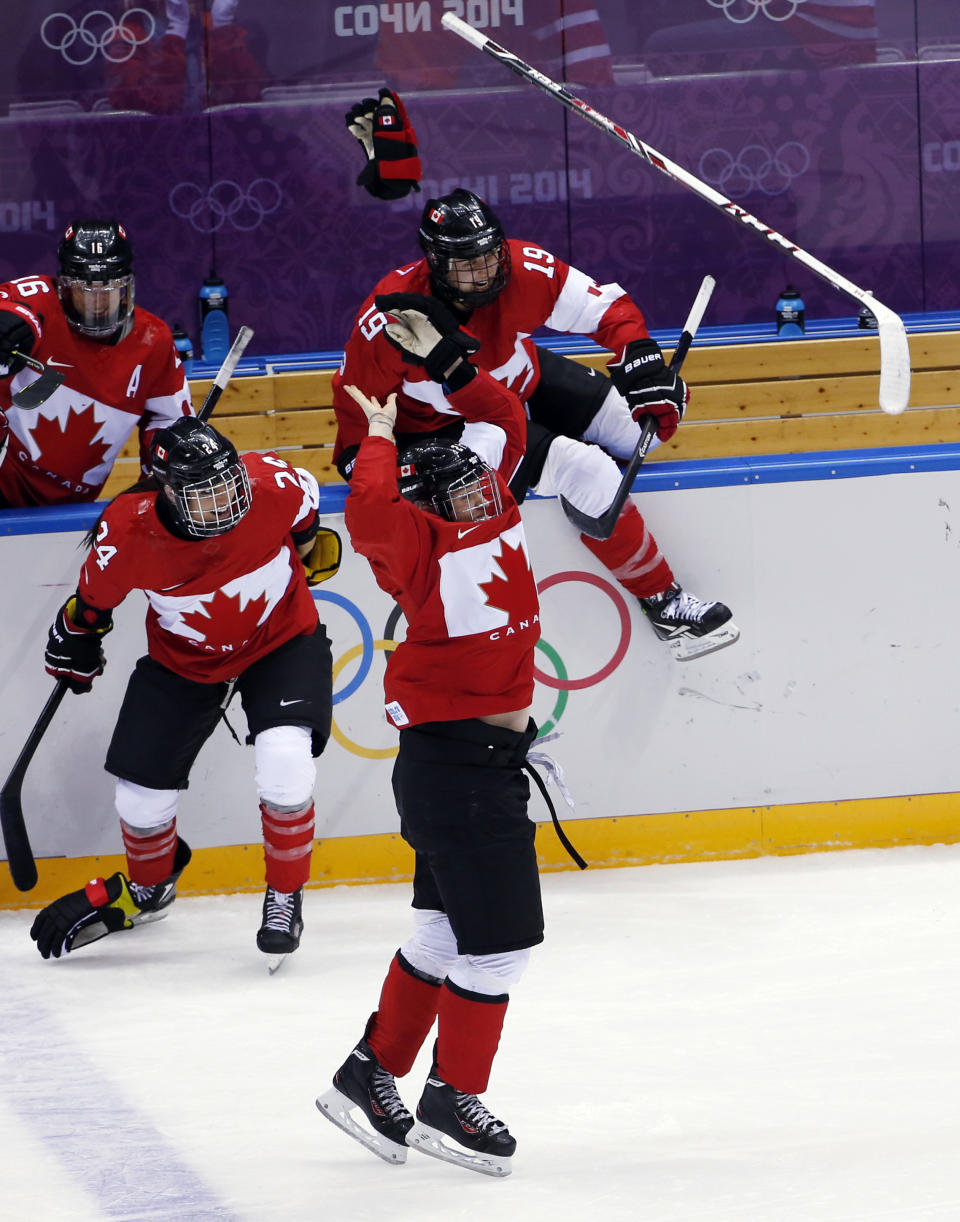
left=330, top=641, right=399, bottom=761
left=533, top=572, right=632, bottom=691
left=706, top=0, right=807, bottom=24
left=698, top=142, right=811, bottom=198
left=168, top=179, right=284, bottom=234
left=41, top=9, right=155, bottom=66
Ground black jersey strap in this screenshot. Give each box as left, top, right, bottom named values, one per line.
left=523, top=761, right=588, bottom=871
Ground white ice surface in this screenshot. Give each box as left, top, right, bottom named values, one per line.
left=2, top=845, right=959, bottom=1222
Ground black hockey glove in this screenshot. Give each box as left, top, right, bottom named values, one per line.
left=30, top=873, right=139, bottom=959
left=0, top=309, right=36, bottom=377
left=375, top=292, right=479, bottom=391
left=302, top=527, right=342, bottom=587
left=608, top=338, right=690, bottom=443
left=346, top=88, right=422, bottom=201
left=45, top=597, right=112, bottom=694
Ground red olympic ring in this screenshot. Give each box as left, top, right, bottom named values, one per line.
left=533, top=571, right=632, bottom=691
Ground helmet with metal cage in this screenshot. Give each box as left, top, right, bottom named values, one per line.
left=151, top=418, right=251, bottom=538
left=417, top=189, right=511, bottom=309
left=57, top=220, right=135, bottom=341
left=397, top=438, right=502, bottom=522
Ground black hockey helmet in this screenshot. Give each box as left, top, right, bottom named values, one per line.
left=57, top=219, right=135, bottom=341
left=418, top=188, right=510, bottom=309
left=151, top=418, right=251, bottom=538
left=397, top=438, right=502, bottom=522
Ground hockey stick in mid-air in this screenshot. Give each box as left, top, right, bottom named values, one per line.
left=441, top=13, right=911, bottom=416
left=197, top=325, right=254, bottom=423
left=0, top=680, right=69, bottom=891
left=10, top=350, right=67, bottom=409
left=0, top=327, right=255, bottom=891
left=560, top=274, right=715, bottom=540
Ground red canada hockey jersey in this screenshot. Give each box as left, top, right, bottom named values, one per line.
left=77, top=453, right=321, bottom=683
left=332, top=238, right=649, bottom=465
left=0, top=275, right=192, bottom=506
left=345, top=435, right=540, bottom=728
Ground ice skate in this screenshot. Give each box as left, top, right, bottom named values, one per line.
left=640, top=582, right=739, bottom=661
left=316, top=1039, right=414, bottom=1165
left=257, top=886, right=303, bottom=972
left=407, top=1071, right=516, bottom=1177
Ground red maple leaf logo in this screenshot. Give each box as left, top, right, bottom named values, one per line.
left=479, top=537, right=534, bottom=623
left=26, top=403, right=110, bottom=482
left=179, top=587, right=270, bottom=647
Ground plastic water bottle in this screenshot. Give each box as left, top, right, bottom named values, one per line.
left=776, top=284, right=805, bottom=338
left=858, top=292, right=878, bottom=330
left=199, top=274, right=229, bottom=362
left=171, top=323, right=194, bottom=377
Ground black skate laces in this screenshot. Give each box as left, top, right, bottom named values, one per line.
left=262, top=889, right=296, bottom=930
left=372, top=1067, right=412, bottom=1120
left=456, top=1092, right=506, bottom=1134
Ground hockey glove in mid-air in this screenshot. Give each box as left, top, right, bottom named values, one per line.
left=346, top=88, right=422, bottom=201
left=45, top=597, right=113, bottom=693
left=608, top=338, right=690, bottom=443
left=302, top=527, right=343, bottom=587
left=375, top=292, right=479, bottom=391
left=0, top=309, right=36, bottom=377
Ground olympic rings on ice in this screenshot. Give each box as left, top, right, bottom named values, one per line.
left=314, top=571, right=631, bottom=759
left=40, top=9, right=155, bottom=66
left=706, top=0, right=808, bottom=23
left=168, top=179, right=284, bottom=234
left=697, top=142, right=811, bottom=197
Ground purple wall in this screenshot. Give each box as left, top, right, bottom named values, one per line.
left=0, top=1, right=956, bottom=354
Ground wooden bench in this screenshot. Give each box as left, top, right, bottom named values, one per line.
left=100, top=330, right=959, bottom=499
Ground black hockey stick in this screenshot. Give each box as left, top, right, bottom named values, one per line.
left=10, top=350, right=66, bottom=409
left=0, top=328, right=254, bottom=890
left=0, top=679, right=69, bottom=891
left=559, top=274, right=716, bottom=541
left=196, top=325, right=254, bottom=423
left=441, top=13, right=910, bottom=416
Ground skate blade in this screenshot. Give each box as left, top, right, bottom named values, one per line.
left=406, top=1121, right=512, bottom=1177
left=671, top=621, right=740, bottom=662
left=265, top=954, right=288, bottom=975
left=316, top=1087, right=409, bottom=1165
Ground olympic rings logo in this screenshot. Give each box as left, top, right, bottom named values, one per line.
left=40, top=9, right=155, bottom=66
left=169, top=180, right=284, bottom=234
left=698, top=142, right=810, bottom=197
left=705, top=0, right=807, bottom=23
left=314, top=571, right=633, bottom=760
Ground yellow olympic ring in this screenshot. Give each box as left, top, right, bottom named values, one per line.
left=330, top=639, right=399, bottom=760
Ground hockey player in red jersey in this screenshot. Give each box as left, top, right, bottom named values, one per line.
left=0, top=219, right=193, bottom=509
left=317, top=368, right=542, bottom=1177
left=332, top=187, right=739, bottom=661
left=29, top=418, right=341, bottom=966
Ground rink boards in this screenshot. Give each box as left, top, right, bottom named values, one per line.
left=2, top=444, right=960, bottom=906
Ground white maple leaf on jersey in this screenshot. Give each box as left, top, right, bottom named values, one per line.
left=438, top=523, right=532, bottom=638
left=487, top=333, right=537, bottom=399
left=146, top=548, right=294, bottom=643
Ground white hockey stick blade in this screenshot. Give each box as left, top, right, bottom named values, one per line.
left=406, top=1120, right=512, bottom=1177
left=316, top=1088, right=409, bottom=1165
left=214, top=325, right=254, bottom=389
left=441, top=14, right=911, bottom=416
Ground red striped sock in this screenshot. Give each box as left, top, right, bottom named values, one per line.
left=261, top=802, right=315, bottom=892
left=580, top=500, right=673, bottom=598
left=122, top=821, right=178, bottom=887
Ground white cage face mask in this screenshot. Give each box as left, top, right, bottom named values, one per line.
left=172, top=464, right=251, bottom=537
left=437, top=469, right=503, bottom=522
